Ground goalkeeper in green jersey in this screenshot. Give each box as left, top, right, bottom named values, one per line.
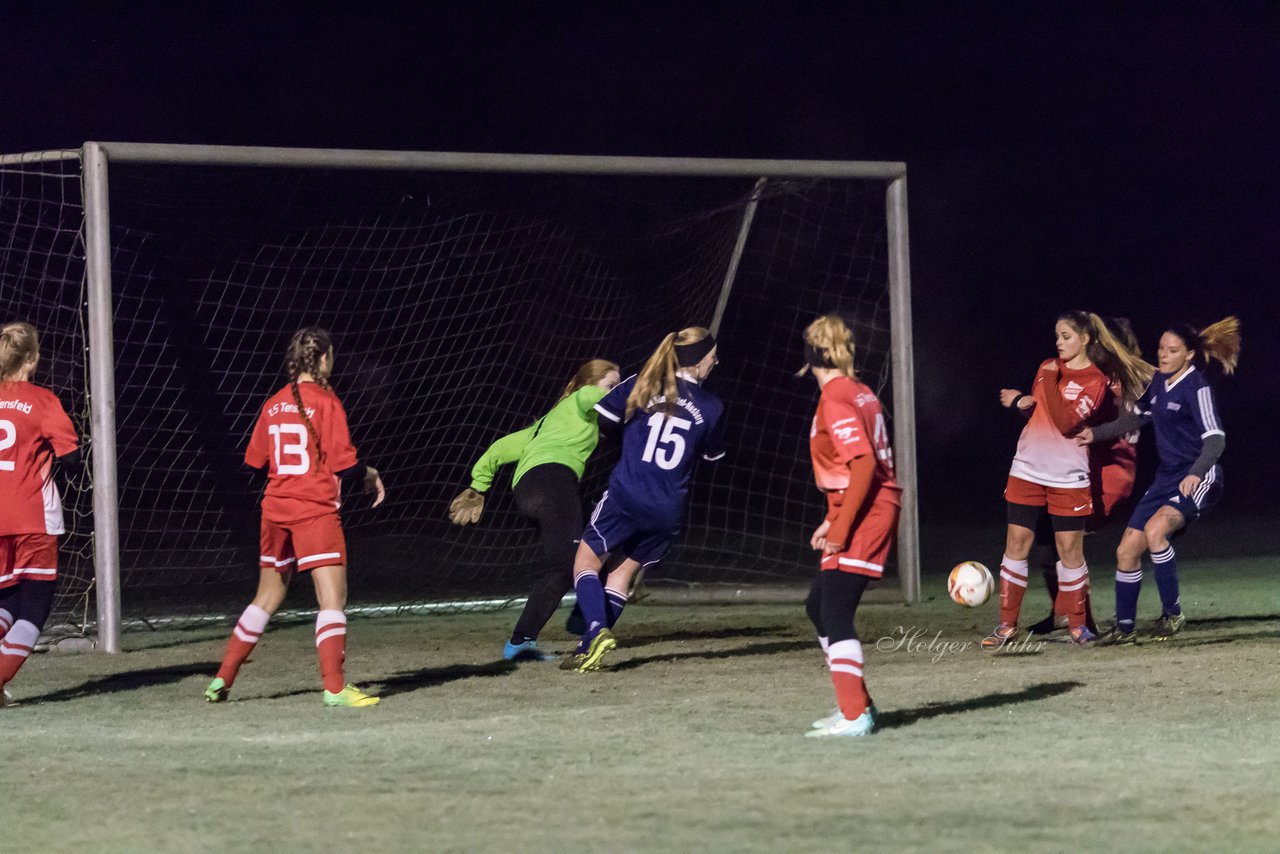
left=449, top=358, right=620, bottom=661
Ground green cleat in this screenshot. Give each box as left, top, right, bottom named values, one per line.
left=576, top=628, right=617, bottom=672
left=204, top=677, right=230, bottom=703
left=1097, top=625, right=1139, bottom=646
left=323, top=684, right=380, bottom=708
left=1148, top=612, right=1186, bottom=641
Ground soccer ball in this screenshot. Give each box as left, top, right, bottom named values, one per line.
left=947, top=561, right=994, bottom=607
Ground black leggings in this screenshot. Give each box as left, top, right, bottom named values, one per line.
left=804, top=570, right=870, bottom=645
left=510, top=463, right=585, bottom=642
left=0, top=579, right=56, bottom=632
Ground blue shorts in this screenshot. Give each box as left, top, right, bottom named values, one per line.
left=580, top=491, right=674, bottom=568
left=1127, top=466, right=1222, bottom=531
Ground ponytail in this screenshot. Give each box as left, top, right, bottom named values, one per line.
left=625, top=327, right=711, bottom=420
left=1197, top=316, right=1241, bottom=375
left=801, top=314, right=856, bottom=378
left=0, top=322, right=39, bottom=383
left=284, top=327, right=334, bottom=464
left=1085, top=312, right=1154, bottom=403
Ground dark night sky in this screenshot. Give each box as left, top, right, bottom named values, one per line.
left=6, top=3, right=1278, bottom=519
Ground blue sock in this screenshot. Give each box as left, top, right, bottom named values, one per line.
left=605, top=589, right=628, bottom=628
left=1150, top=545, right=1180, bottom=616
left=1114, top=568, right=1143, bottom=632
left=573, top=573, right=609, bottom=641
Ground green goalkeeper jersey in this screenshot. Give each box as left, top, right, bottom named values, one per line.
left=469, top=384, right=609, bottom=492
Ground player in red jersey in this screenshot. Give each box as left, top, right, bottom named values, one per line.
left=1025, top=317, right=1143, bottom=636
left=800, top=314, right=901, bottom=738
left=0, top=322, right=81, bottom=707
left=987, top=312, right=1150, bottom=649
left=205, top=327, right=386, bottom=708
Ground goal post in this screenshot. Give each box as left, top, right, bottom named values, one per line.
left=5, top=143, right=918, bottom=652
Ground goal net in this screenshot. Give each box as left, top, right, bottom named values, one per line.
left=0, top=147, right=915, bottom=638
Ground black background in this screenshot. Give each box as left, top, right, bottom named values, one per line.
left=5, top=2, right=1277, bottom=524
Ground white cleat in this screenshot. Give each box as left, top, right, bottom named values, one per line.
left=812, top=707, right=843, bottom=729
left=805, top=708, right=876, bottom=738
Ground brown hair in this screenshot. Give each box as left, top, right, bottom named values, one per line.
left=625, top=327, right=712, bottom=420
left=1166, top=316, right=1241, bottom=376
left=1057, top=311, right=1154, bottom=403
left=285, top=327, right=334, bottom=464
left=0, top=322, right=39, bottom=383
left=802, top=314, right=856, bottom=378
left=558, top=358, right=620, bottom=402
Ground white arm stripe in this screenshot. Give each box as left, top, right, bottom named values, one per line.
left=1197, top=387, right=1220, bottom=433
left=1201, top=429, right=1225, bottom=438
left=594, top=403, right=621, bottom=423
left=702, top=451, right=726, bottom=461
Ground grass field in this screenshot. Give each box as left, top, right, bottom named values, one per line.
left=3, top=553, right=1278, bottom=853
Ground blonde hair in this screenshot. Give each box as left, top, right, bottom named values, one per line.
left=1057, top=311, right=1154, bottom=403
left=625, top=327, right=711, bottom=420
left=1168, top=317, right=1241, bottom=376
left=802, top=314, right=856, bottom=378
left=558, top=358, right=620, bottom=402
left=0, top=322, right=39, bottom=383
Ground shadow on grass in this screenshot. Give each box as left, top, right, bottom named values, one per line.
left=1186, top=613, right=1280, bottom=628
left=620, top=625, right=795, bottom=649
left=875, top=680, right=1083, bottom=730
left=250, top=660, right=521, bottom=701
left=24, top=662, right=214, bottom=705
left=609, top=639, right=814, bottom=672
left=1171, top=628, right=1280, bottom=647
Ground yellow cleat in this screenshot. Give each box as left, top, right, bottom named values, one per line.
left=576, top=628, right=617, bottom=672
left=323, top=684, right=381, bottom=708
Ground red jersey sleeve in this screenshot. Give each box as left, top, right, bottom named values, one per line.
left=321, top=394, right=359, bottom=473
left=820, top=391, right=872, bottom=464
left=39, top=390, right=79, bottom=456
left=245, top=409, right=271, bottom=469
left=1041, top=363, right=1108, bottom=436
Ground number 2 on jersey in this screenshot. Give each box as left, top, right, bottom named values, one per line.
left=641, top=413, right=692, bottom=470
left=0, top=419, right=15, bottom=471
left=268, top=423, right=311, bottom=475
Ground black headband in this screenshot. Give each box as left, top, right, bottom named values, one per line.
left=675, top=335, right=717, bottom=367
left=804, top=342, right=837, bottom=369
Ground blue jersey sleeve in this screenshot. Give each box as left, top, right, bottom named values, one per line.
left=594, top=375, right=634, bottom=427
left=1192, top=381, right=1224, bottom=438
left=701, top=405, right=726, bottom=462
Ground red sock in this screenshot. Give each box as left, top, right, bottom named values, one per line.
left=216, top=605, right=271, bottom=687
left=998, top=555, right=1029, bottom=627
left=1056, top=561, right=1089, bottom=630
left=827, top=639, right=869, bottom=720
left=315, top=610, right=347, bottom=694
left=0, top=620, right=39, bottom=688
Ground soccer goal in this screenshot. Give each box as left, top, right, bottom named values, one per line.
left=0, top=143, right=917, bottom=653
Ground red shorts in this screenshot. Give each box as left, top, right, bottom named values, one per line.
left=0, top=533, right=58, bottom=589
left=1005, top=475, right=1093, bottom=517
left=259, top=514, right=346, bottom=573
left=819, top=493, right=900, bottom=578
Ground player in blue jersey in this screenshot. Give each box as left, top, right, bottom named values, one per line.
left=1077, top=317, right=1240, bottom=643
left=560, top=327, right=726, bottom=672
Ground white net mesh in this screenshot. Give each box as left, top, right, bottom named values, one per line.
left=1, top=157, right=900, bottom=628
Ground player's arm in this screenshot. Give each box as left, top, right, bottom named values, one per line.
left=1181, top=383, right=1226, bottom=495
left=324, top=399, right=383, bottom=508
left=448, top=422, right=537, bottom=525
left=1041, top=372, right=1104, bottom=436
left=592, top=374, right=633, bottom=429
left=999, top=388, right=1034, bottom=417
left=337, top=462, right=385, bottom=507
left=822, top=454, right=876, bottom=554
left=700, top=406, right=726, bottom=463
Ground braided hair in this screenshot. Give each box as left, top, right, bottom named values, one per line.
left=285, top=327, right=334, bottom=465
left=0, top=321, right=39, bottom=383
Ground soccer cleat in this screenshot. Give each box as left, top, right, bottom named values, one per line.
left=204, top=677, right=230, bottom=703
left=981, top=623, right=1017, bottom=651
left=559, top=652, right=588, bottom=671
left=1096, top=625, right=1139, bottom=646
left=805, top=707, right=877, bottom=738
left=1067, top=625, right=1097, bottom=646
left=503, top=639, right=554, bottom=662
left=812, top=701, right=878, bottom=730
left=1, top=687, right=12, bottom=708
left=576, top=628, right=617, bottom=672
left=1148, top=612, right=1186, bottom=641
left=1026, top=613, right=1066, bottom=636
left=323, top=684, right=381, bottom=708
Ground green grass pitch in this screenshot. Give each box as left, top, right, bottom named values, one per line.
left=2, top=556, right=1277, bottom=853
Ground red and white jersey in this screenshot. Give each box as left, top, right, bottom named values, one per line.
left=809, top=375, right=902, bottom=504
left=1008, top=359, right=1110, bottom=488
left=0, top=381, right=80, bottom=536
left=245, top=382, right=359, bottom=525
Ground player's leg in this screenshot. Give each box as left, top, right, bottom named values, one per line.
left=602, top=557, right=642, bottom=629
left=804, top=572, right=827, bottom=656
left=310, top=562, right=377, bottom=707
left=1026, top=513, right=1061, bottom=635
left=994, top=476, right=1046, bottom=642
left=1144, top=506, right=1187, bottom=639
left=507, top=465, right=582, bottom=660
left=806, top=570, right=874, bottom=737
left=0, top=578, right=56, bottom=696
left=1051, top=523, right=1092, bottom=643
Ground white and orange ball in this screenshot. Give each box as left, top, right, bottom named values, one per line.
left=947, top=561, right=994, bottom=607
